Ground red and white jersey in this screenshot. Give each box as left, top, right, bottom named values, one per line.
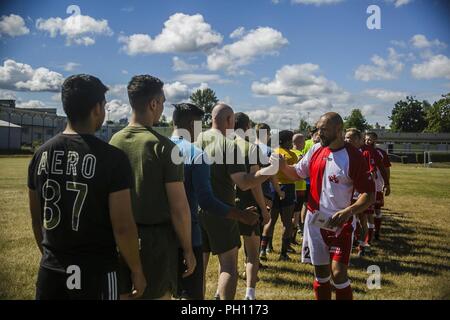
left=295, top=142, right=375, bottom=217
left=374, top=147, right=391, bottom=191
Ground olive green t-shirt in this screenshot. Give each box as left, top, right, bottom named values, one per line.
left=234, top=136, right=261, bottom=208
left=110, top=125, right=184, bottom=225
left=195, top=129, right=246, bottom=207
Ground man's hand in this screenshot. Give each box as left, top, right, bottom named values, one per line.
left=270, top=153, right=286, bottom=171
left=278, top=190, right=286, bottom=200
left=182, top=249, right=197, bottom=278
left=328, top=207, right=353, bottom=228
left=119, top=269, right=147, bottom=300
left=384, top=185, right=391, bottom=197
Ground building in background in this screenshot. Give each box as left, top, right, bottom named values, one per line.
left=0, top=100, right=66, bottom=148
left=0, top=120, right=21, bottom=150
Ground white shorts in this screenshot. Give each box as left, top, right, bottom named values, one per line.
left=301, top=211, right=355, bottom=266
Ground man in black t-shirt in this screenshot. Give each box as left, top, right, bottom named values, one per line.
left=27, top=74, right=146, bottom=300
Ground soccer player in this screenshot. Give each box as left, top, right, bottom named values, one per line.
left=234, top=112, right=271, bottom=300
left=365, top=132, right=391, bottom=241
left=195, top=103, right=276, bottom=300
left=28, top=74, right=146, bottom=300
left=170, top=104, right=259, bottom=300
left=110, top=75, right=195, bottom=300
left=344, top=128, right=369, bottom=256
left=362, top=133, right=390, bottom=246
left=291, top=133, right=307, bottom=245
left=254, top=123, right=285, bottom=255
left=261, top=130, right=298, bottom=261
left=275, top=112, right=375, bottom=300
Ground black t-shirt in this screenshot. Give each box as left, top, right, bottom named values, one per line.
left=27, top=133, right=132, bottom=272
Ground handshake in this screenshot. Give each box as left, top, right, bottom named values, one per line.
left=259, top=153, right=286, bottom=176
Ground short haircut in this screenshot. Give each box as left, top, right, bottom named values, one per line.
left=279, top=130, right=294, bottom=147
left=346, top=127, right=362, bottom=139
left=255, top=123, right=270, bottom=138
left=61, top=74, right=108, bottom=124
left=172, top=103, right=204, bottom=128
left=127, top=75, right=164, bottom=112
left=234, top=112, right=250, bottom=130
left=365, top=131, right=378, bottom=139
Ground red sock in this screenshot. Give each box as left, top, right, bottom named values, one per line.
left=365, top=227, right=374, bottom=244
left=313, top=278, right=332, bottom=300
left=335, top=282, right=353, bottom=300
left=374, top=217, right=382, bottom=234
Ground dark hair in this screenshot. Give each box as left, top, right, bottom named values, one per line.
left=172, top=103, right=204, bottom=128
left=346, top=127, right=362, bottom=139
left=365, top=131, right=378, bottom=139
left=234, top=112, right=250, bottom=130
left=61, top=74, right=108, bottom=124
left=279, top=130, right=294, bottom=147
left=255, top=123, right=270, bottom=138
left=127, top=75, right=164, bottom=112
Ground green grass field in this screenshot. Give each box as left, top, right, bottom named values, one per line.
left=1, top=157, right=449, bottom=300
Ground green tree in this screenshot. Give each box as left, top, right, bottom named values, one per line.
left=190, top=88, right=219, bottom=127
left=424, top=93, right=450, bottom=133
left=344, top=109, right=371, bottom=131
left=156, top=115, right=170, bottom=127
left=389, top=96, right=427, bottom=132
left=298, top=119, right=311, bottom=133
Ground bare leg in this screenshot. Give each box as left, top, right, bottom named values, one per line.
left=217, top=247, right=239, bottom=300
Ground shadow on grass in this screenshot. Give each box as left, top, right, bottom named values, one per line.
left=372, top=211, right=450, bottom=276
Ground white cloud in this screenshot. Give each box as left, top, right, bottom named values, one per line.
left=0, top=14, right=29, bottom=37
left=105, top=99, right=131, bottom=122
left=175, top=73, right=231, bottom=85
left=354, top=48, right=404, bottom=81
left=63, top=62, right=81, bottom=71
left=0, top=89, right=16, bottom=99
left=119, top=13, right=222, bottom=55
left=107, top=84, right=128, bottom=101
left=252, top=63, right=350, bottom=105
left=411, top=54, right=450, bottom=79
left=0, top=59, right=64, bottom=92
left=291, top=0, right=344, bottom=5
left=164, top=81, right=191, bottom=103
left=229, top=27, right=245, bottom=39
left=364, top=89, right=408, bottom=102
left=172, top=56, right=199, bottom=72
left=16, top=100, right=47, bottom=109
left=386, top=0, right=413, bottom=8
left=36, top=14, right=112, bottom=46
left=390, top=40, right=407, bottom=48
left=207, top=27, right=288, bottom=73
left=410, top=34, right=446, bottom=49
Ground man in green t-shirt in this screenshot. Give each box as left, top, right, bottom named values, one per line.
left=110, top=75, right=195, bottom=300
left=195, top=103, right=276, bottom=300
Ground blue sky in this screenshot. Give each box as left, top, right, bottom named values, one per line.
left=1, top=0, right=449, bottom=129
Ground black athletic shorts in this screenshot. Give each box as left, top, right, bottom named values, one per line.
left=35, top=265, right=118, bottom=300
left=176, top=246, right=204, bottom=300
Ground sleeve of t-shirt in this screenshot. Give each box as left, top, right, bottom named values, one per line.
left=27, top=153, right=38, bottom=190
left=109, top=148, right=133, bottom=193
left=162, top=142, right=185, bottom=183
left=192, top=153, right=230, bottom=217
left=294, top=143, right=318, bottom=179
left=348, top=148, right=375, bottom=194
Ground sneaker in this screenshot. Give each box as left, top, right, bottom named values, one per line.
left=278, top=254, right=291, bottom=261
left=259, top=250, right=268, bottom=261
left=214, top=292, right=220, bottom=300
left=244, top=296, right=255, bottom=300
